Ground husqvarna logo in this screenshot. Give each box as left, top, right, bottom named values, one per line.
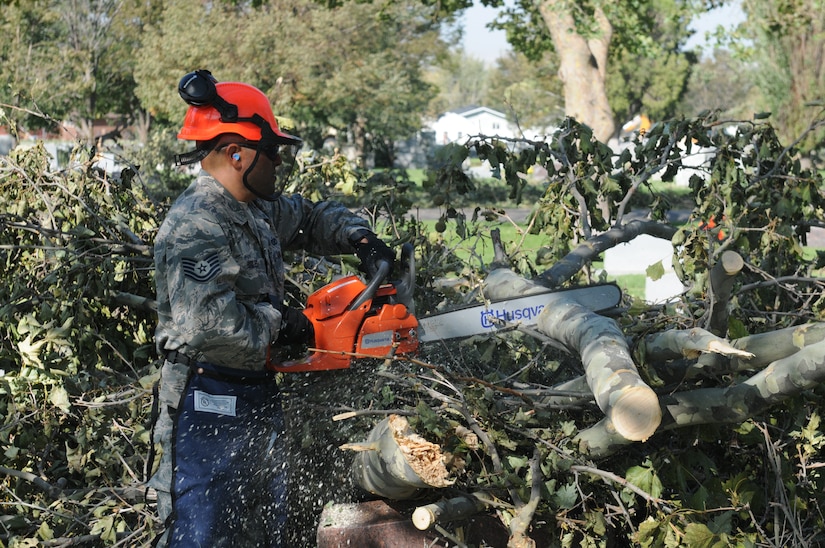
left=361, top=331, right=394, bottom=349
left=480, top=304, right=545, bottom=329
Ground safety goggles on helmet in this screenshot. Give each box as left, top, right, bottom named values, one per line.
left=234, top=142, right=281, bottom=163
left=175, top=70, right=303, bottom=200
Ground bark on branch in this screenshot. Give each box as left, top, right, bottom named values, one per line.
left=707, top=250, right=745, bottom=336
left=485, top=268, right=661, bottom=443
left=579, top=336, right=825, bottom=457
left=644, top=327, right=754, bottom=362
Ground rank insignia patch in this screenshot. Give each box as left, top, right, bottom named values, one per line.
left=182, top=255, right=221, bottom=283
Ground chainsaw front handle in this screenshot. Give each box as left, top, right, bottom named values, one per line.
left=349, top=260, right=391, bottom=311
left=393, top=243, right=415, bottom=313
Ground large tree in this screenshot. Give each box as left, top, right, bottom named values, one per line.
left=737, top=0, right=825, bottom=154
left=0, top=0, right=147, bottom=139
left=324, top=0, right=713, bottom=142
left=606, top=0, right=698, bottom=127
left=135, top=0, right=443, bottom=164
left=496, top=0, right=710, bottom=141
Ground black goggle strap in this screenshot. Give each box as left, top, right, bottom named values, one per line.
left=174, top=147, right=211, bottom=167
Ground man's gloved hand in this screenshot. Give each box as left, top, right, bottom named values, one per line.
left=353, top=231, right=395, bottom=280
left=274, top=302, right=314, bottom=347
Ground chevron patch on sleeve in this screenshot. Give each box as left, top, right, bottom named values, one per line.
left=181, top=254, right=222, bottom=283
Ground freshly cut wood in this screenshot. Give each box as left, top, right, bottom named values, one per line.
left=412, top=494, right=488, bottom=531
left=341, top=414, right=454, bottom=500
left=644, top=327, right=755, bottom=361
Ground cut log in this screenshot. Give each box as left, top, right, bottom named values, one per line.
left=576, top=336, right=825, bottom=457
left=412, top=494, right=488, bottom=531
left=662, top=338, right=825, bottom=426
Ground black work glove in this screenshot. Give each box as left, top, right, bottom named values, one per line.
left=273, top=302, right=314, bottom=347
left=352, top=231, right=395, bottom=280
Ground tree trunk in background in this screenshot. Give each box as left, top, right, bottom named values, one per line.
left=538, top=0, right=616, bottom=142
left=353, top=115, right=368, bottom=167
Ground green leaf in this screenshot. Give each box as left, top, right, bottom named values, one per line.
left=683, top=523, right=727, bottom=548
left=560, top=420, right=577, bottom=437
left=90, top=515, right=117, bottom=543
left=646, top=260, right=666, bottom=281
left=507, top=455, right=529, bottom=472
left=634, top=517, right=669, bottom=548
left=625, top=463, right=663, bottom=499
left=552, top=482, right=578, bottom=509
left=37, top=521, right=54, bottom=541
left=49, top=386, right=71, bottom=413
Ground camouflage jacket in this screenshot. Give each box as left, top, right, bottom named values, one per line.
left=154, top=173, right=370, bottom=370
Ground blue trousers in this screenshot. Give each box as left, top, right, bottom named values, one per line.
left=167, top=366, right=287, bottom=547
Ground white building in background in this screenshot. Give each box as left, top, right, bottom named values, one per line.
left=603, top=234, right=686, bottom=304
left=430, top=106, right=517, bottom=144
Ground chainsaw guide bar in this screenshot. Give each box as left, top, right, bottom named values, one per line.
left=416, top=283, right=622, bottom=343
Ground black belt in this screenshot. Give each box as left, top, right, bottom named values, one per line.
left=164, top=349, right=275, bottom=385
left=164, top=349, right=196, bottom=367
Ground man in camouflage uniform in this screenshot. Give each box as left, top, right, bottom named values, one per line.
left=147, top=71, right=395, bottom=547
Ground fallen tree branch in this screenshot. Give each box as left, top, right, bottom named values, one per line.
left=412, top=494, right=488, bottom=531
left=533, top=220, right=678, bottom=288
left=570, top=465, right=672, bottom=513
left=0, top=466, right=62, bottom=499
left=644, top=327, right=754, bottom=361
left=707, top=250, right=744, bottom=336
left=577, top=337, right=825, bottom=457
left=508, top=447, right=543, bottom=548
left=484, top=268, right=661, bottom=443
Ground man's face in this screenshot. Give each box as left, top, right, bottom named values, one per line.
left=236, top=142, right=282, bottom=199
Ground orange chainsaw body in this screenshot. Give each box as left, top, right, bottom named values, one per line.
left=268, top=275, right=419, bottom=373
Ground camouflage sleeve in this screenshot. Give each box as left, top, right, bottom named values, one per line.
left=160, top=213, right=278, bottom=369
left=268, top=194, right=372, bottom=254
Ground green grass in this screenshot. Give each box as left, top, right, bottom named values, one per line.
left=419, top=218, right=648, bottom=300
left=606, top=273, right=646, bottom=300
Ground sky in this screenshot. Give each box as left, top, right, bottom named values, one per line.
left=460, top=1, right=746, bottom=61
left=460, top=3, right=510, bottom=60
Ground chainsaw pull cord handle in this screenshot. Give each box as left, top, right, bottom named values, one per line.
left=348, top=260, right=391, bottom=311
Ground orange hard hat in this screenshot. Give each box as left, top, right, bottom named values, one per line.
left=177, top=81, right=299, bottom=145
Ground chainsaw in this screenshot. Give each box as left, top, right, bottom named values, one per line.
left=268, top=243, right=622, bottom=373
